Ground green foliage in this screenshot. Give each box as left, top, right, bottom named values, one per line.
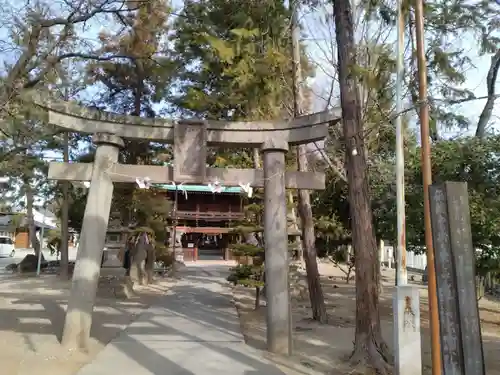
left=314, top=214, right=349, bottom=240
left=64, top=185, right=88, bottom=232
left=172, top=0, right=308, bottom=120
left=46, top=229, right=61, bottom=254
left=66, top=1, right=175, bottom=246
left=316, top=131, right=500, bottom=266
left=227, top=264, right=264, bottom=288
left=230, top=243, right=264, bottom=257
left=86, top=0, right=173, bottom=115
left=365, top=0, right=499, bottom=134
left=130, top=227, right=155, bottom=236
left=230, top=225, right=263, bottom=234
left=374, top=135, right=500, bottom=254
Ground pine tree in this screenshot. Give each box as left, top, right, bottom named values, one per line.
left=172, top=0, right=310, bottom=120
left=84, top=0, right=174, bottom=230
left=227, top=197, right=265, bottom=310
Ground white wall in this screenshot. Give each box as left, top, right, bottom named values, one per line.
left=381, top=244, right=427, bottom=271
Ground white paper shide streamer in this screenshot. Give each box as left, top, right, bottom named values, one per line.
left=238, top=182, right=253, bottom=198
left=208, top=180, right=224, bottom=193
left=171, top=181, right=188, bottom=199
left=135, top=177, right=151, bottom=189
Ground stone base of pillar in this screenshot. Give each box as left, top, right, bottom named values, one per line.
left=97, top=275, right=134, bottom=299
left=393, top=285, right=422, bottom=375
left=172, top=246, right=184, bottom=263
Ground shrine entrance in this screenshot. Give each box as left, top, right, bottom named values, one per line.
left=174, top=227, right=233, bottom=261
left=196, top=233, right=225, bottom=260
left=29, top=89, right=340, bottom=355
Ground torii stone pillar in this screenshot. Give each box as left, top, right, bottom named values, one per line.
left=61, top=133, right=124, bottom=350
left=262, top=139, right=292, bottom=356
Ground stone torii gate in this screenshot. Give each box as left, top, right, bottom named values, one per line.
left=30, top=92, right=340, bottom=354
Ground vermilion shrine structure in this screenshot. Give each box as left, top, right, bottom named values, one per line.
left=30, top=92, right=340, bottom=355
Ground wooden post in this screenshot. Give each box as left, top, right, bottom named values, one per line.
left=61, top=133, right=124, bottom=350
left=262, top=138, right=292, bottom=356
left=429, top=182, right=485, bottom=375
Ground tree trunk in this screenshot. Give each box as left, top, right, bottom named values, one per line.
left=246, top=148, right=262, bottom=247
left=288, top=190, right=303, bottom=261
left=475, top=49, right=500, bottom=138
left=332, top=0, right=392, bottom=372
left=291, top=0, right=328, bottom=324
left=297, top=186, right=328, bottom=322
left=25, top=182, right=40, bottom=255
left=60, top=131, right=70, bottom=279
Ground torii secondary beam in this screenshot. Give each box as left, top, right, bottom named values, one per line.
left=48, top=162, right=325, bottom=190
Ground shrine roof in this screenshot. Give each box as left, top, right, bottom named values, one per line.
left=154, top=184, right=243, bottom=194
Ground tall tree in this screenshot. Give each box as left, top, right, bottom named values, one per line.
left=1, top=110, right=60, bottom=256
left=305, top=0, right=498, bottom=141
left=290, top=1, right=327, bottom=323
left=172, top=0, right=299, bottom=119
left=332, top=0, right=391, bottom=373
left=363, top=0, right=499, bottom=138
left=86, top=0, right=173, bottom=226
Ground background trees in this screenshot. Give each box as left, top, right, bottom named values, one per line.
left=0, top=0, right=499, bottom=371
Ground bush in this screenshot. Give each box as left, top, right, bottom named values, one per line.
left=156, top=252, right=175, bottom=268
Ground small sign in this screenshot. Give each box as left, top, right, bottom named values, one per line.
left=187, top=243, right=194, bottom=248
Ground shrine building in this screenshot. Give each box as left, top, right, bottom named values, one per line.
left=158, top=184, right=246, bottom=261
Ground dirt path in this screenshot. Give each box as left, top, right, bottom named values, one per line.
left=0, top=271, right=172, bottom=375
left=234, top=263, right=500, bottom=374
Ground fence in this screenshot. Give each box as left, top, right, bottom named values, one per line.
left=381, top=244, right=427, bottom=271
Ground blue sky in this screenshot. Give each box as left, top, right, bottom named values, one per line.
left=1, top=0, right=498, bottom=143
left=302, top=3, right=499, bottom=138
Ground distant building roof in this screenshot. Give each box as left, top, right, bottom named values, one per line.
left=154, top=184, right=242, bottom=194
left=157, top=163, right=243, bottom=194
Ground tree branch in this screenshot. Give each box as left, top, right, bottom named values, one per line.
left=475, top=49, right=500, bottom=138
left=3, top=0, right=148, bottom=102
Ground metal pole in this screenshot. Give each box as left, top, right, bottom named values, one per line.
left=395, top=0, right=407, bottom=287
left=414, top=1, right=442, bottom=374
left=393, top=6, right=422, bottom=375
left=36, top=209, right=46, bottom=276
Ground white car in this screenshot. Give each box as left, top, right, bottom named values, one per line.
left=0, top=236, right=15, bottom=257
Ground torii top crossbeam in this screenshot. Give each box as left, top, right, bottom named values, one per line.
left=26, top=91, right=341, bottom=147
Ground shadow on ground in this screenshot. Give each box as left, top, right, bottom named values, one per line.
left=3, top=265, right=500, bottom=375
left=234, top=271, right=500, bottom=375
left=0, top=270, right=170, bottom=375
left=74, top=265, right=290, bottom=375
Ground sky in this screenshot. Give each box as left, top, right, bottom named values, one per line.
left=302, top=3, right=500, bottom=138
left=1, top=0, right=499, bottom=156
